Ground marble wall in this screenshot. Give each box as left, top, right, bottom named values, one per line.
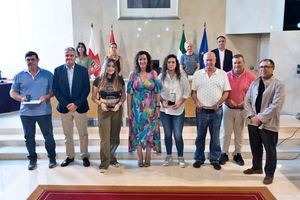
left=71, top=0, right=299, bottom=113
left=71, top=0, right=260, bottom=76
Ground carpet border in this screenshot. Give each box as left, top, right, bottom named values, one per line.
left=28, top=185, right=276, bottom=200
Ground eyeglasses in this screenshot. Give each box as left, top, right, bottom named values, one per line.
left=259, top=65, right=273, bottom=69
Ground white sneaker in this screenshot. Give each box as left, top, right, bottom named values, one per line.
left=110, top=161, right=121, bottom=168
left=99, top=168, right=107, bottom=173
left=162, top=155, right=173, bottom=166
left=178, top=157, right=186, bottom=168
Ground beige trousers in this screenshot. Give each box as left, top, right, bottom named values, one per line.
left=60, top=111, right=89, bottom=159
left=221, top=104, right=245, bottom=156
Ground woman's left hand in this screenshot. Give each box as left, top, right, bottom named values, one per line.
left=112, top=103, right=121, bottom=112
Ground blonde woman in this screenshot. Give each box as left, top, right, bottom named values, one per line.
left=101, top=42, right=124, bottom=76
left=92, top=58, right=126, bottom=173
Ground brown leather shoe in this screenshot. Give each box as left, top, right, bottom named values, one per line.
left=263, top=176, right=273, bottom=185
left=243, top=168, right=263, bottom=175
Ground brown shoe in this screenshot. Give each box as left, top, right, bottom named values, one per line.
left=243, top=168, right=263, bottom=175
left=263, top=176, right=273, bottom=185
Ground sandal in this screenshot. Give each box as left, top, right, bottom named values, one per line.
left=144, top=161, right=151, bottom=167
left=138, top=161, right=144, bottom=167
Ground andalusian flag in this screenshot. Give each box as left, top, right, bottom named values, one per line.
left=177, top=25, right=186, bottom=61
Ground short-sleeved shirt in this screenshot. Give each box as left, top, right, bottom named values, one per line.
left=227, top=70, right=256, bottom=104
left=11, top=67, right=53, bottom=116
left=192, top=68, right=231, bottom=107
left=93, top=75, right=125, bottom=106
left=180, top=53, right=199, bottom=75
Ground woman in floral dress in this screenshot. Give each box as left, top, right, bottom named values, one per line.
left=127, top=50, right=161, bottom=167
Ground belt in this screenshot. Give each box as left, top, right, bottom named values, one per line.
left=225, top=103, right=243, bottom=110
left=200, top=105, right=222, bottom=113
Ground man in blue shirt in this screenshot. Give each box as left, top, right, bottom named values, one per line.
left=10, top=51, right=56, bottom=170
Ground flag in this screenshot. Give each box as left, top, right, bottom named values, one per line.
left=199, top=23, right=208, bottom=69
left=177, top=26, right=186, bottom=61
left=88, top=23, right=101, bottom=77
left=109, top=24, right=116, bottom=44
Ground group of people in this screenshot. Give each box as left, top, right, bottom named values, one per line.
left=10, top=35, right=285, bottom=185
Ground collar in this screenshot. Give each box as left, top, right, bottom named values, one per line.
left=65, top=64, right=75, bottom=70
left=24, top=67, right=40, bottom=75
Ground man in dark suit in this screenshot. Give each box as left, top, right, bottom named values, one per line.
left=211, top=35, right=233, bottom=72
left=53, top=47, right=90, bottom=167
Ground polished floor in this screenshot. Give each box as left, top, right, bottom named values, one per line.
left=0, top=113, right=300, bottom=200
left=0, top=159, right=300, bottom=200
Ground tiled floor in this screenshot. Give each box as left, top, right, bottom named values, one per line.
left=0, top=112, right=300, bottom=200
left=0, top=159, right=300, bottom=200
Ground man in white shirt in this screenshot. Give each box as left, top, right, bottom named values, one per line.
left=191, top=52, right=231, bottom=170
left=211, top=35, right=233, bottom=72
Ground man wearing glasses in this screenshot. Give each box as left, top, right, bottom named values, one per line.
left=243, top=59, right=285, bottom=185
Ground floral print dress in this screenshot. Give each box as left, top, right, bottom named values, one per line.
left=127, top=71, right=161, bottom=153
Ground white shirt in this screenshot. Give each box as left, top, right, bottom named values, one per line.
left=158, top=73, right=190, bottom=116
left=192, top=68, right=231, bottom=107
left=218, top=49, right=225, bottom=70
left=66, top=64, right=74, bottom=95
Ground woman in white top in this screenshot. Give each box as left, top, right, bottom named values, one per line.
left=158, top=54, right=191, bottom=168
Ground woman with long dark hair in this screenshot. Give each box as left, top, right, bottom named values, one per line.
left=127, top=50, right=161, bottom=167
left=159, top=54, right=190, bottom=168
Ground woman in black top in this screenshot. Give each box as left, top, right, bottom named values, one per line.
left=92, top=58, right=126, bottom=173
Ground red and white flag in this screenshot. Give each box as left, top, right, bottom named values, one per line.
left=88, top=23, right=100, bottom=77
left=109, top=24, right=116, bottom=44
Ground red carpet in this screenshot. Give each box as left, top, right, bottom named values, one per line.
left=28, top=185, right=276, bottom=200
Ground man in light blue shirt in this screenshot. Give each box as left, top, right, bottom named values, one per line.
left=10, top=51, right=56, bottom=170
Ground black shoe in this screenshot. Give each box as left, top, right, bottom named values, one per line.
left=219, top=153, right=229, bottom=165
left=61, top=157, right=74, bottom=167
left=28, top=160, right=37, bottom=170
left=193, top=161, right=202, bottom=168
left=82, top=157, right=90, bottom=167
left=49, top=158, right=57, bottom=169
left=212, top=163, right=221, bottom=170
left=243, top=168, right=263, bottom=175
left=233, top=153, right=245, bottom=166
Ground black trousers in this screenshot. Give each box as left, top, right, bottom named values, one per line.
left=248, top=125, right=278, bottom=177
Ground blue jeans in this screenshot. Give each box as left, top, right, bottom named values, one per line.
left=160, top=111, right=185, bottom=156
left=20, top=115, right=56, bottom=161
left=194, top=107, right=223, bottom=164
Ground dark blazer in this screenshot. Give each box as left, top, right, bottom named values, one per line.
left=211, top=48, right=233, bottom=72
left=53, top=64, right=90, bottom=113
